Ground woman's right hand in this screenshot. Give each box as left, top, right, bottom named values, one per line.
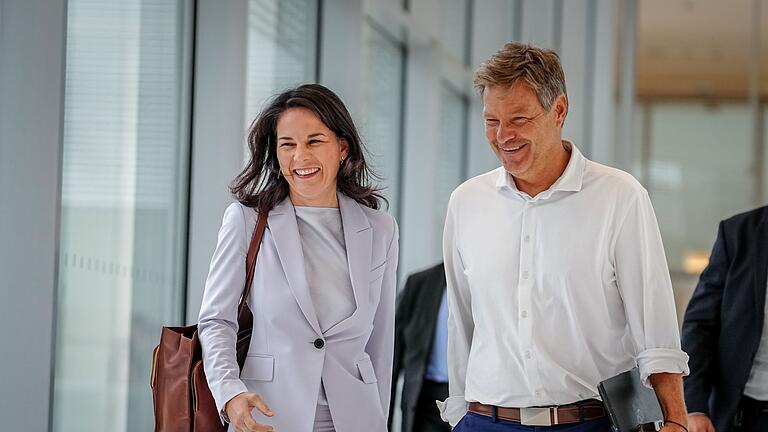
left=225, top=392, right=275, bottom=432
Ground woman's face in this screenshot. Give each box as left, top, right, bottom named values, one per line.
left=276, top=107, right=349, bottom=207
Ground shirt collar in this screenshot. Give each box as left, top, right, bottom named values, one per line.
left=495, top=140, right=587, bottom=199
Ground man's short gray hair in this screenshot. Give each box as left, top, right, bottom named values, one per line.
left=474, top=41, right=568, bottom=114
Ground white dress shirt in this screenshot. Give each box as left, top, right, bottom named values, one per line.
left=438, top=141, right=690, bottom=426
left=743, top=275, right=768, bottom=400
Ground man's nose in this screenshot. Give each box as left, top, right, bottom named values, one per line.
left=496, top=124, right=517, bottom=145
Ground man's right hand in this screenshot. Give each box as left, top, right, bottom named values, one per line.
left=224, top=392, right=274, bottom=432
left=688, top=414, right=715, bottom=432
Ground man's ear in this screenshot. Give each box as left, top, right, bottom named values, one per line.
left=553, top=94, right=568, bottom=127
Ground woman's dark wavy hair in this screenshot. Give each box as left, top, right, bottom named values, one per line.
left=230, top=84, right=385, bottom=211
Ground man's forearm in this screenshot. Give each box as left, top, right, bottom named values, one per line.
left=649, top=373, right=688, bottom=425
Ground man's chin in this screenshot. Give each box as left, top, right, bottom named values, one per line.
left=501, top=162, right=526, bottom=178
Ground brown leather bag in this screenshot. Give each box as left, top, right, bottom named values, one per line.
left=151, top=209, right=268, bottom=432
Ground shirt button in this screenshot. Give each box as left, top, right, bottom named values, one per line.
left=535, top=390, right=542, bottom=398
left=313, top=338, right=325, bottom=349
left=522, top=271, right=529, bottom=279
left=524, top=235, right=531, bottom=243
left=521, top=310, right=528, bottom=318
left=525, top=350, right=532, bottom=359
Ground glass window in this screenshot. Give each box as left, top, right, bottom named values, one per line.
left=641, top=102, right=756, bottom=314
left=363, top=24, right=405, bottom=216
left=53, top=1, right=191, bottom=431
left=245, top=0, right=319, bottom=126
left=440, top=0, right=469, bottom=64
left=632, top=0, right=761, bottom=317
left=435, top=85, right=468, bottom=251
left=646, top=102, right=755, bottom=270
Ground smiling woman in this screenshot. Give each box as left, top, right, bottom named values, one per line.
left=275, top=107, right=349, bottom=207
left=199, top=83, right=399, bottom=432
left=231, top=83, right=385, bottom=211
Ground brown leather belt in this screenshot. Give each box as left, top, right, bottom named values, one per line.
left=468, top=400, right=607, bottom=426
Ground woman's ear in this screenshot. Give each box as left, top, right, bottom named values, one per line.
left=339, top=138, right=349, bottom=161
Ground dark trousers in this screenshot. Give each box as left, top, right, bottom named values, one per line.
left=452, top=412, right=612, bottom=432
left=734, top=396, right=768, bottom=432
left=412, top=379, right=451, bottom=432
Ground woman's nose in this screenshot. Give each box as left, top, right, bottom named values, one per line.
left=294, top=143, right=310, bottom=161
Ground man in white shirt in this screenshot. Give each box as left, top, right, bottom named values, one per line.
left=438, top=42, right=690, bottom=432
left=682, top=207, right=768, bottom=432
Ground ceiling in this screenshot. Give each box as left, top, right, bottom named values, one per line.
left=636, top=0, right=768, bottom=99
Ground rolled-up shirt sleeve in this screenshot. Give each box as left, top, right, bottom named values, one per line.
left=613, top=189, right=690, bottom=387
left=437, top=194, right=474, bottom=426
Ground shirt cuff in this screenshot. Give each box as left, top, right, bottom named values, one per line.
left=436, top=395, right=468, bottom=427
left=637, top=347, right=690, bottom=388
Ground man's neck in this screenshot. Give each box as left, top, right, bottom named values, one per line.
left=514, top=142, right=571, bottom=197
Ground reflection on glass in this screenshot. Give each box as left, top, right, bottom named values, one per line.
left=53, top=1, right=189, bottom=431
left=646, top=103, right=754, bottom=271
left=633, top=0, right=762, bottom=319
left=245, top=0, right=318, bottom=126
left=363, top=24, right=405, bottom=216
left=640, top=102, right=755, bottom=318
left=436, top=85, right=468, bottom=252
left=440, top=0, right=469, bottom=63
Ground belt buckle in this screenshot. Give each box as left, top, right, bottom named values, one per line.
left=520, top=407, right=553, bottom=426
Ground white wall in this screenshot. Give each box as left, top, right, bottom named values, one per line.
left=0, top=0, right=67, bottom=429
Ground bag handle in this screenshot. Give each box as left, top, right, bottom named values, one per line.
left=237, top=208, right=268, bottom=323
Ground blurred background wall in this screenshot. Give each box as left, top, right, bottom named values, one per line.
left=1, top=0, right=767, bottom=430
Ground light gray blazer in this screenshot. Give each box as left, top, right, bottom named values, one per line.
left=198, top=193, right=399, bottom=432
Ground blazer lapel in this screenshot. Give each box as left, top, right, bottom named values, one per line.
left=753, top=210, right=768, bottom=323
left=268, top=197, right=322, bottom=335
left=324, top=193, right=372, bottom=336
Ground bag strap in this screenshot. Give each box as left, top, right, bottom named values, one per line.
left=237, top=208, right=268, bottom=321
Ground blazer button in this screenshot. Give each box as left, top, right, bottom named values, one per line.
left=314, top=338, right=325, bottom=349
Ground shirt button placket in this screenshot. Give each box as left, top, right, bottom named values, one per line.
left=521, top=202, right=543, bottom=396
left=519, top=202, right=535, bottom=380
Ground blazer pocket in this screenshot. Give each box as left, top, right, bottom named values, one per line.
left=356, top=357, right=378, bottom=384
left=241, top=354, right=274, bottom=381
left=369, top=261, right=387, bottom=284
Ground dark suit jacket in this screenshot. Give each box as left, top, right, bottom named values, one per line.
left=681, top=206, right=768, bottom=432
left=388, top=263, right=447, bottom=432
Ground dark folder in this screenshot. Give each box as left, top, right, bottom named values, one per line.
left=597, top=367, right=663, bottom=432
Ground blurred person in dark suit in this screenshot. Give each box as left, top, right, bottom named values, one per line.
left=682, top=206, right=768, bottom=432
left=389, top=262, right=450, bottom=432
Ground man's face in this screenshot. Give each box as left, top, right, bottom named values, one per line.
left=483, top=81, right=567, bottom=184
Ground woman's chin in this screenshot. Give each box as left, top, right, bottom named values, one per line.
left=289, top=186, right=338, bottom=207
